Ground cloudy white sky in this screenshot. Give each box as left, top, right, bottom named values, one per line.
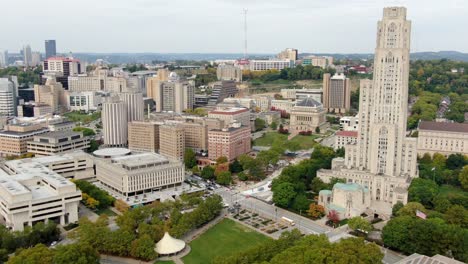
left=1, top=0, right=467, bottom=54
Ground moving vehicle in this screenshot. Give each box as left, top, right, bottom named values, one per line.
left=281, top=216, right=295, bottom=226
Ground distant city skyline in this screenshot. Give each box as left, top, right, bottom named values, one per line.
left=1, top=0, right=467, bottom=54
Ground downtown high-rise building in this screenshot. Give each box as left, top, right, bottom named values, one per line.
left=23, top=45, right=32, bottom=67
left=45, top=40, right=56, bottom=59
left=0, top=50, right=8, bottom=67
left=318, top=7, right=418, bottom=215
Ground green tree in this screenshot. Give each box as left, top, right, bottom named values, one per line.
left=444, top=205, right=468, bottom=228
left=408, top=178, right=439, bottom=208
left=459, top=165, right=468, bottom=191
left=201, top=166, right=215, bottom=180
left=54, top=243, right=100, bottom=264
left=88, top=139, right=100, bottom=152
left=7, top=244, right=54, bottom=264
left=392, top=201, right=404, bottom=216
left=272, top=182, right=296, bottom=208
left=270, top=121, right=278, bottom=130
left=73, top=127, right=96, bottom=137
left=254, top=118, right=266, bottom=131
left=238, top=171, right=248, bottom=181
left=191, top=165, right=200, bottom=175
left=229, top=159, right=243, bottom=173
left=348, top=216, right=373, bottom=233
left=397, top=202, right=427, bottom=217
left=184, top=148, right=197, bottom=169
left=216, top=156, right=228, bottom=165
left=446, top=154, right=467, bottom=170
left=216, top=171, right=232, bottom=186
left=130, top=234, right=158, bottom=260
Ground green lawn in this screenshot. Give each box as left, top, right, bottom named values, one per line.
left=154, top=261, right=174, bottom=264
left=254, top=132, right=319, bottom=150
left=182, top=218, right=270, bottom=264
left=64, top=111, right=100, bottom=124
left=95, top=207, right=117, bottom=216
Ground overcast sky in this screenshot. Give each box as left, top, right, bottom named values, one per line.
left=1, top=0, right=467, bottom=54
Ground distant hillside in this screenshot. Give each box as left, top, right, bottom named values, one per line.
left=303, top=51, right=468, bottom=62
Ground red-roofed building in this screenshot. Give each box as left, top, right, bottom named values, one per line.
left=335, top=130, right=358, bottom=150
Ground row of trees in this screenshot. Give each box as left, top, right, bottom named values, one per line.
left=382, top=202, right=468, bottom=262
left=71, top=194, right=223, bottom=261
left=271, top=146, right=344, bottom=212
left=212, top=229, right=383, bottom=264
left=0, top=222, right=60, bottom=262
left=6, top=243, right=100, bottom=264
left=0, top=66, right=42, bottom=86
left=242, top=65, right=336, bottom=83
left=73, top=180, right=115, bottom=210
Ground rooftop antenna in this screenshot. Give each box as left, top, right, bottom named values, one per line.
left=243, top=8, right=248, bottom=60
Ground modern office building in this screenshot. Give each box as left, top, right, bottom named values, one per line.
left=289, top=97, right=328, bottom=134
left=27, top=131, right=90, bottom=156
left=208, top=124, right=251, bottom=161
left=95, top=152, right=184, bottom=200
left=216, top=64, right=242, bottom=82
left=277, top=48, right=298, bottom=61
left=302, top=55, right=334, bottom=68
left=417, top=121, right=468, bottom=156
left=208, top=106, right=250, bottom=128
left=102, top=96, right=128, bottom=147
left=0, top=78, right=17, bottom=116
left=323, top=73, right=351, bottom=113
left=0, top=123, right=49, bottom=156
left=159, top=124, right=185, bottom=161
left=318, top=7, right=418, bottom=216
left=119, top=91, right=144, bottom=122
left=249, top=60, right=292, bottom=71
left=147, top=72, right=194, bottom=113
left=0, top=160, right=81, bottom=231
left=10, top=151, right=94, bottom=180
left=43, top=57, right=82, bottom=89
left=128, top=121, right=161, bottom=152
left=66, top=91, right=105, bottom=112
left=45, top=40, right=56, bottom=59
left=23, top=45, right=32, bottom=67
left=207, top=80, right=238, bottom=106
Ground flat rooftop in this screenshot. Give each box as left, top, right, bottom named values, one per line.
left=34, top=130, right=82, bottom=139
left=419, top=121, right=468, bottom=133
left=111, top=153, right=170, bottom=169
left=93, top=148, right=132, bottom=158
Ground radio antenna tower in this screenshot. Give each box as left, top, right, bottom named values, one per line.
left=243, top=8, right=248, bottom=60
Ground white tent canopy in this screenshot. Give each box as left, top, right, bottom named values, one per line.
left=155, top=232, right=186, bottom=255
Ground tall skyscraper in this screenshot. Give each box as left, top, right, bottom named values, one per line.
left=147, top=72, right=194, bottom=113
left=323, top=73, right=351, bottom=113
left=0, top=50, right=8, bottom=67
left=102, top=96, right=128, bottom=147
left=23, top=45, right=32, bottom=67
left=45, top=40, right=56, bottom=59
left=318, top=7, right=418, bottom=215
left=0, top=78, right=18, bottom=116
left=31, top=52, right=42, bottom=67
left=119, top=91, right=144, bottom=122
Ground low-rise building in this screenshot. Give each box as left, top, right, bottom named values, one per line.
left=95, top=152, right=184, bottom=200
left=208, top=124, right=251, bottom=161
left=335, top=130, right=358, bottom=150
left=216, top=65, right=242, bottom=82
left=417, top=121, right=468, bottom=156
left=280, top=88, right=323, bottom=103
left=27, top=131, right=90, bottom=156
left=318, top=183, right=371, bottom=219
left=0, top=123, right=49, bottom=157
left=289, top=98, right=328, bottom=134
left=339, top=116, right=359, bottom=131
left=1, top=160, right=81, bottom=231
left=249, top=60, right=292, bottom=71
left=271, top=100, right=295, bottom=113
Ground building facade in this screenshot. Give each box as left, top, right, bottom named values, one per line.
left=147, top=72, right=194, bottom=113
left=277, top=48, right=298, bottom=61
left=128, top=121, right=161, bottom=152
left=0, top=78, right=17, bottom=116
left=95, top=152, right=184, bottom=199
left=1, top=160, right=81, bottom=231
left=249, top=60, right=292, bottom=71
left=119, top=91, right=144, bottom=122
left=323, top=73, right=351, bottom=113
left=45, top=40, right=56, bottom=59
left=0, top=123, right=49, bottom=157
left=318, top=7, right=418, bottom=216
left=208, top=125, right=251, bottom=161
left=216, top=65, right=242, bottom=82
left=289, top=97, right=328, bottom=134
left=102, top=97, right=128, bottom=147
left=159, top=124, right=185, bottom=161
left=207, top=81, right=238, bottom=106
left=335, top=131, right=358, bottom=150
left=417, top=121, right=468, bottom=156
left=208, top=107, right=250, bottom=128
left=27, top=131, right=90, bottom=156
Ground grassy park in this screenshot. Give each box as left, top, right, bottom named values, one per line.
left=182, top=218, right=270, bottom=264
left=64, top=111, right=100, bottom=124
left=253, top=132, right=319, bottom=150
